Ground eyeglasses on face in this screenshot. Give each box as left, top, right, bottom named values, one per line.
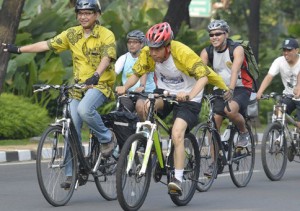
left=209, top=32, right=226, bottom=37
left=127, top=40, right=141, bottom=45
left=77, top=11, right=95, bottom=17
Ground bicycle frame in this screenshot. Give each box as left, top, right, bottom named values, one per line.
left=126, top=93, right=172, bottom=176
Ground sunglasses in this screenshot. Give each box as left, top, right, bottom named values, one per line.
left=282, top=48, right=293, bottom=52
left=209, top=32, right=225, bottom=37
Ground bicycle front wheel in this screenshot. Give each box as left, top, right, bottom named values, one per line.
left=261, top=122, right=287, bottom=181
left=36, top=125, right=77, bottom=206
left=228, top=124, right=255, bottom=187
left=116, top=134, right=151, bottom=211
left=193, top=123, right=218, bottom=192
left=169, top=133, right=200, bottom=206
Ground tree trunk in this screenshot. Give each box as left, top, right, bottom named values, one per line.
left=248, top=0, right=260, bottom=63
left=0, top=0, right=25, bottom=94
left=163, top=0, right=191, bottom=37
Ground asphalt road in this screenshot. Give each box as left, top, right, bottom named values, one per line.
left=0, top=145, right=300, bottom=211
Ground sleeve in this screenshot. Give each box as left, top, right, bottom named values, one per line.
left=101, top=29, right=117, bottom=60
left=47, top=30, right=70, bottom=53
left=206, top=67, right=229, bottom=90
left=132, top=47, right=155, bottom=77
left=115, top=54, right=127, bottom=75
left=268, top=57, right=281, bottom=77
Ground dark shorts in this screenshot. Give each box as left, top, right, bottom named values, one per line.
left=119, top=93, right=149, bottom=112
left=213, top=87, right=251, bottom=116
left=281, top=97, right=300, bottom=121
left=158, top=101, right=201, bottom=132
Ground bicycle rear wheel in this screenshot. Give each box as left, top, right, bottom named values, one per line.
left=36, top=125, right=77, bottom=206
left=94, top=141, right=118, bottom=200
left=261, top=122, right=287, bottom=181
left=193, top=123, right=218, bottom=192
left=169, top=133, right=200, bottom=206
left=116, top=134, right=151, bottom=211
left=228, top=125, right=255, bottom=187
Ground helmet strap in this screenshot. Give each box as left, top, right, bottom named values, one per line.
left=163, top=45, right=171, bottom=61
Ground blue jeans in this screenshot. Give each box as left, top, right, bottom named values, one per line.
left=65, top=88, right=112, bottom=176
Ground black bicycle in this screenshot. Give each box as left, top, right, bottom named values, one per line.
left=261, top=93, right=300, bottom=181
left=193, top=94, right=255, bottom=191
left=34, top=84, right=119, bottom=206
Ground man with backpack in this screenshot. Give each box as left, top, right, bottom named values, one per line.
left=200, top=19, right=252, bottom=149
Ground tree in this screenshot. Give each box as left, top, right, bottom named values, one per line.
left=249, top=0, right=260, bottom=62
left=163, top=0, right=191, bottom=36
left=0, top=0, right=25, bottom=93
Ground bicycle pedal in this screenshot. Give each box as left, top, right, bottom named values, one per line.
left=168, top=189, right=182, bottom=196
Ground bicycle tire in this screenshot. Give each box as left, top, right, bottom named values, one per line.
left=228, top=124, right=255, bottom=187
left=261, top=122, right=287, bottom=181
left=169, top=133, right=200, bottom=206
left=94, top=145, right=118, bottom=201
left=116, top=133, right=151, bottom=211
left=193, top=123, right=218, bottom=192
left=36, top=125, right=77, bottom=206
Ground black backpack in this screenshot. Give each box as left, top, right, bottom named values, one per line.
left=206, top=39, right=259, bottom=91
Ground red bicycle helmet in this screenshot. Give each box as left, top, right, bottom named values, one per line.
left=146, top=22, right=173, bottom=48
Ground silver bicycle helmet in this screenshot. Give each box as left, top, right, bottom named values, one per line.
left=126, top=30, right=145, bottom=43
left=75, top=0, right=101, bottom=13
left=207, top=19, right=230, bottom=32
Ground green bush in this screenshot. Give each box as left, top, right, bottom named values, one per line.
left=258, top=98, right=275, bottom=124
left=0, top=93, right=51, bottom=139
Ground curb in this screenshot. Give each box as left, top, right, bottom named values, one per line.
left=0, top=133, right=263, bottom=163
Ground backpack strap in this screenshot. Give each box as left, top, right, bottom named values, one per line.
left=206, top=45, right=214, bottom=66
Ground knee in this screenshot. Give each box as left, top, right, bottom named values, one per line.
left=77, top=104, right=90, bottom=119
left=172, top=131, right=184, bottom=146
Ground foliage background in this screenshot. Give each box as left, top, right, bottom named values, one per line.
left=1, top=0, right=300, bottom=138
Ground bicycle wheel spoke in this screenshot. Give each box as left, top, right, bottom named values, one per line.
left=229, top=126, right=255, bottom=187
left=116, top=134, right=151, bottom=211
left=261, top=122, right=287, bottom=181
left=36, top=126, right=77, bottom=206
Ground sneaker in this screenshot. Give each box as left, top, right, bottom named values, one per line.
left=204, top=164, right=214, bottom=178
left=237, top=132, right=250, bottom=148
left=60, top=176, right=72, bottom=189
left=168, top=177, right=182, bottom=195
left=101, top=130, right=117, bottom=157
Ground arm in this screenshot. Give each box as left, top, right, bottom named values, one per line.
left=134, top=73, right=147, bottom=92
left=294, top=72, right=300, bottom=98
left=115, top=74, right=140, bottom=95
left=200, top=48, right=209, bottom=65
left=3, top=41, right=50, bottom=53
left=176, top=76, right=208, bottom=101
left=256, top=74, right=274, bottom=99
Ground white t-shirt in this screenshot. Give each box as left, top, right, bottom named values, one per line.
left=155, top=54, right=203, bottom=102
left=268, top=55, right=300, bottom=95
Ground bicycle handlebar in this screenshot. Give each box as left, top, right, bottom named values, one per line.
left=33, top=84, right=86, bottom=93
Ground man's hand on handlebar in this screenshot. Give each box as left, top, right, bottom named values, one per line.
left=115, top=86, right=126, bottom=95
left=223, top=89, right=233, bottom=102
left=176, top=92, right=189, bottom=102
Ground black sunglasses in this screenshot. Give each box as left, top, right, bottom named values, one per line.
left=209, top=32, right=225, bottom=37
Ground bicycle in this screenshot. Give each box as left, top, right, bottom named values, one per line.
left=193, top=94, right=255, bottom=192
left=34, top=84, right=119, bottom=206
left=115, top=91, right=200, bottom=211
left=261, top=92, right=300, bottom=181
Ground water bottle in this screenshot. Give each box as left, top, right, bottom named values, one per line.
left=113, top=145, right=119, bottom=159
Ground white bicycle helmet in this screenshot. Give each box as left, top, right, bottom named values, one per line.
left=207, top=19, right=230, bottom=32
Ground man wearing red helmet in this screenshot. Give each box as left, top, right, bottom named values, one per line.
left=116, top=22, right=227, bottom=194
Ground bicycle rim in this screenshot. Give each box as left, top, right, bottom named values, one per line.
left=36, top=125, right=77, bottom=206
left=229, top=127, right=255, bottom=187
left=116, top=134, right=151, bottom=211
left=170, top=133, right=200, bottom=206
left=261, top=122, right=287, bottom=181
left=193, top=123, right=218, bottom=192
left=94, top=153, right=118, bottom=200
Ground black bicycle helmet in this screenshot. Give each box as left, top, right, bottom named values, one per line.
left=75, top=0, right=101, bottom=13
left=207, top=19, right=230, bottom=32
left=126, top=30, right=145, bottom=43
